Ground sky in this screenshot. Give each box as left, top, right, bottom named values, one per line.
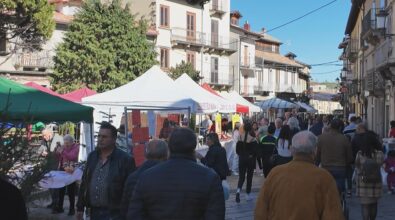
left=230, top=0, right=351, bottom=82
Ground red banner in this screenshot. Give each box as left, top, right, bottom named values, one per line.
left=132, top=127, right=149, bottom=143
left=132, top=110, right=141, bottom=126
left=133, top=144, right=146, bottom=167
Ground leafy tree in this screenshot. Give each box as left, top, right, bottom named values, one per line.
left=0, top=0, right=54, bottom=47
left=51, top=0, right=157, bottom=93
left=169, top=61, right=201, bottom=83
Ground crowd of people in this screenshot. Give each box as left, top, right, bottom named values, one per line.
left=2, top=112, right=395, bottom=220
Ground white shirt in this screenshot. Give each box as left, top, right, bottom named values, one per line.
left=276, top=139, right=292, bottom=157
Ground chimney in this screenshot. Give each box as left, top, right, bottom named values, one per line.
left=244, top=21, right=250, bottom=31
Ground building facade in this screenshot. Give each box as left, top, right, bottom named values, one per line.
left=340, top=0, right=395, bottom=137
left=128, top=0, right=237, bottom=89
left=229, top=11, right=311, bottom=102
left=0, top=0, right=81, bottom=87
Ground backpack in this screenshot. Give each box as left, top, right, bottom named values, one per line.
left=360, top=154, right=381, bottom=184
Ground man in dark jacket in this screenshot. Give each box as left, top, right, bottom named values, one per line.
left=120, top=139, right=169, bottom=219
left=127, top=128, right=225, bottom=220
left=76, top=122, right=135, bottom=220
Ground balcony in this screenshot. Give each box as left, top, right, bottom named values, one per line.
left=361, top=8, right=386, bottom=44
left=171, top=27, right=237, bottom=54
left=365, top=69, right=385, bottom=95
left=14, top=51, right=53, bottom=71
left=209, top=0, right=226, bottom=17
left=345, top=38, right=359, bottom=63
left=375, top=39, right=391, bottom=68
left=202, top=76, right=232, bottom=89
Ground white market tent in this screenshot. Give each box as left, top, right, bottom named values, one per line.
left=295, top=101, right=317, bottom=113
left=257, top=97, right=298, bottom=109
left=174, top=74, right=236, bottom=113
left=220, top=91, right=261, bottom=113
left=82, top=66, right=197, bottom=129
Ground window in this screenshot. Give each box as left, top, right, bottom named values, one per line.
left=275, top=69, right=280, bottom=88
left=160, top=5, right=169, bottom=27
left=187, top=12, right=196, bottom=41
left=243, top=45, right=248, bottom=66
left=160, top=48, right=169, bottom=69
left=284, top=71, right=288, bottom=84
left=291, top=72, right=295, bottom=84
left=186, top=51, right=196, bottom=69
left=210, top=57, right=218, bottom=83
left=272, top=45, right=276, bottom=52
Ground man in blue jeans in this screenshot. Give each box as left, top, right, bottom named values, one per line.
left=316, top=119, right=353, bottom=193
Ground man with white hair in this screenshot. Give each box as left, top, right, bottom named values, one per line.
left=255, top=131, right=344, bottom=220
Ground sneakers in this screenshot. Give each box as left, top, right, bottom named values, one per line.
left=246, top=193, right=253, bottom=201
left=235, top=192, right=240, bottom=203
left=232, top=171, right=239, bottom=176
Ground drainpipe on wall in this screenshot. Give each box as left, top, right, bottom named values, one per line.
left=200, top=2, right=204, bottom=85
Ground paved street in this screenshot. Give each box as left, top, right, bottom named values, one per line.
left=28, top=172, right=395, bottom=220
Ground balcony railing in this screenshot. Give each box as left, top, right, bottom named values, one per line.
left=15, top=51, right=53, bottom=69
left=345, top=38, right=359, bottom=62
left=361, top=8, right=385, bottom=40
left=254, top=84, right=274, bottom=92
left=375, top=39, right=391, bottom=68
left=171, top=27, right=237, bottom=51
left=202, top=76, right=231, bottom=86
left=209, top=0, right=226, bottom=16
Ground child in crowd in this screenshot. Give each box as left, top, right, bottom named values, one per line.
left=384, top=150, right=395, bottom=194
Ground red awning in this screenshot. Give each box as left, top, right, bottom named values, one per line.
left=23, top=82, right=75, bottom=102
left=201, top=83, right=249, bottom=113
left=236, top=104, right=249, bottom=113
left=62, top=87, right=97, bottom=102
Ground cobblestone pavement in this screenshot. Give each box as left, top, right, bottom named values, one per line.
left=28, top=173, right=395, bottom=220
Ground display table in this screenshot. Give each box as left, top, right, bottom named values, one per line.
left=196, top=139, right=236, bottom=169
left=39, top=167, right=83, bottom=189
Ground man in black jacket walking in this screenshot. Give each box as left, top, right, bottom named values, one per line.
left=127, top=128, right=225, bottom=220
left=76, top=122, right=135, bottom=220
left=120, top=139, right=168, bottom=219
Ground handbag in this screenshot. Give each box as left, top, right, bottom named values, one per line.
left=269, top=144, right=279, bottom=166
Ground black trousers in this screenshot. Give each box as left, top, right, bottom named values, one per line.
left=237, top=155, right=255, bottom=194
left=58, top=181, right=76, bottom=210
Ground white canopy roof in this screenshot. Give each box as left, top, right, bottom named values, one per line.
left=174, top=74, right=236, bottom=113
left=82, top=66, right=196, bottom=128
left=257, top=97, right=298, bottom=109
left=220, top=91, right=261, bottom=113
left=295, top=101, right=317, bottom=113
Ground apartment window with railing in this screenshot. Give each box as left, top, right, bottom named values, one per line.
left=211, top=57, right=218, bottom=83
left=160, top=5, right=169, bottom=28
left=187, top=12, right=196, bottom=41
left=160, top=48, right=169, bottom=69
left=186, top=51, right=196, bottom=69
